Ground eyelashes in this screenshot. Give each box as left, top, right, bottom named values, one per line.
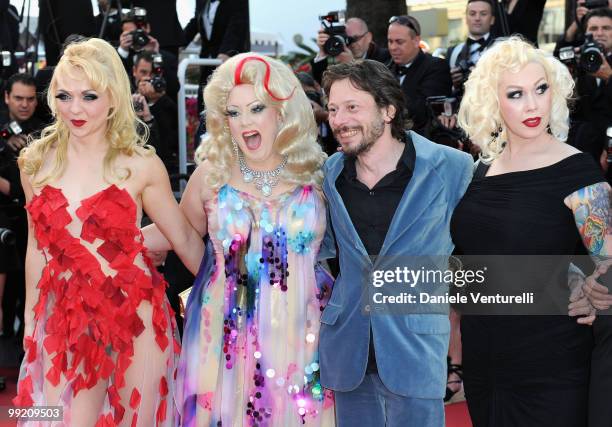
left=54, top=92, right=99, bottom=101
left=505, top=83, right=550, bottom=99
left=536, top=83, right=549, bottom=94
left=224, top=104, right=267, bottom=118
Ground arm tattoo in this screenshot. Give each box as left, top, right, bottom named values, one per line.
left=570, top=182, right=611, bottom=256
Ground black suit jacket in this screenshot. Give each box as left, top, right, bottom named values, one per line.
left=389, top=50, right=452, bottom=135
left=183, top=0, right=249, bottom=58
left=39, top=0, right=96, bottom=66
left=310, top=42, right=390, bottom=84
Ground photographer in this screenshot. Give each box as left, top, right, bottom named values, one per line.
left=559, top=0, right=611, bottom=45
left=387, top=15, right=452, bottom=137
left=447, top=0, right=496, bottom=96
left=0, top=73, right=43, bottom=340
left=311, top=15, right=389, bottom=84
left=555, top=7, right=612, bottom=165
left=132, top=51, right=178, bottom=169
left=117, top=8, right=179, bottom=101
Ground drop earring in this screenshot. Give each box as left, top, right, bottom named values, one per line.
left=490, top=125, right=503, bottom=144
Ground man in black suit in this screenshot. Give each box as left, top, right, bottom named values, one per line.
left=311, top=17, right=390, bottom=84
left=446, top=0, right=495, bottom=97
left=38, top=0, right=96, bottom=66
left=387, top=15, right=452, bottom=136
left=183, top=0, right=250, bottom=111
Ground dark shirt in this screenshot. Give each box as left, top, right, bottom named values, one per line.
left=335, top=136, right=416, bottom=373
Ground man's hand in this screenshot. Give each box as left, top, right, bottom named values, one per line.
left=592, top=53, right=612, bottom=81
left=119, top=30, right=133, bottom=51
left=336, top=44, right=355, bottom=64
left=316, top=30, right=330, bottom=58
left=576, top=2, right=589, bottom=23
left=584, top=261, right=612, bottom=310
left=450, top=66, right=464, bottom=89
left=217, top=53, right=230, bottom=63
left=145, top=35, right=160, bottom=53
left=137, top=79, right=163, bottom=103
left=132, top=93, right=153, bottom=122
left=568, top=273, right=596, bottom=325
left=7, top=134, right=27, bottom=152
left=437, top=114, right=457, bottom=130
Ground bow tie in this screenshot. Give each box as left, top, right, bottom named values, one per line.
left=466, top=37, right=486, bottom=47
left=394, top=65, right=410, bottom=77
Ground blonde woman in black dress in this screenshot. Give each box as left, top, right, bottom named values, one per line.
left=451, top=36, right=611, bottom=426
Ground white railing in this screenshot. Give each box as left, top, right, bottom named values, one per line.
left=177, top=57, right=223, bottom=193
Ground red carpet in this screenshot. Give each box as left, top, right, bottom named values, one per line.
left=0, top=367, right=17, bottom=427
left=446, top=401, right=473, bottom=427
left=0, top=367, right=472, bottom=426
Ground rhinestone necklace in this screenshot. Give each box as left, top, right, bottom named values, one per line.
left=237, top=151, right=288, bottom=197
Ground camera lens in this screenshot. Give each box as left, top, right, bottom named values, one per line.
left=581, top=47, right=603, bottom=73
left=131, top=30, right=150, bottom=51
left=324, top=35, right=346, bottom=57
left=0, top=227, right=15, bottom=246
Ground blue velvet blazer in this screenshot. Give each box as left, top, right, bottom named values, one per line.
left=318, top=131, right=473, bottom=398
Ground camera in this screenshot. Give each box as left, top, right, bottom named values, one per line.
left=128, top=8, right=150, bottom=51
left=558, top=34, right=604, bottom=74
left=426, top=96, right=459, bottom=117
left=133, top=100, right=144, bottom=112
left=0, top=121, right=23, bottom=153
left=456, top=59, right=475, bottom=83
left=0, top=227, right=15, bottom=246
left=584, top=0, right=609, bottom=9
left=580, top=33, right=604, bottom=73
left=150, top=54, right=167, bottom=93
left=319, top=10, right=352, bottom=57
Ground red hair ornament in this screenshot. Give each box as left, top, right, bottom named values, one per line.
left=233, top=56, right=295, bottom=101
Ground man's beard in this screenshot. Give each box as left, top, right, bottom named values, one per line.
left=334, top=114, right=386, bottom=157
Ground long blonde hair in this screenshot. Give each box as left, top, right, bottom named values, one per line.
left=19, top=38, right=150, bottom=186
left=195, top=53, right=326, bottom=190
left=457, top=36, right=574, bottom=162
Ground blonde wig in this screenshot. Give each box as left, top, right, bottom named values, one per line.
left=195, top=52, right=326, bottom=190
left=457, top=36, right=574, bottom=162
left=19, top=37, right=150, bottom=186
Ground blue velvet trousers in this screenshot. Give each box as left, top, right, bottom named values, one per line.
left=334, top=373, right=444, bottom=427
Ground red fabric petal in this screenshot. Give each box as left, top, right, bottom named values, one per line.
left=13, top=375, right=34, bottom=407
left=156, top=398, right=167, bottom=423
left=129, top=387, right=141, bottom=409
left=159, top=376, right=168, bottom=396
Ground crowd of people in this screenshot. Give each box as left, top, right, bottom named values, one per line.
left=0, top=0, right=610, bottom=426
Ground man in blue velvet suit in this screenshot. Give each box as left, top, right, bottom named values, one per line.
left=319, top=60, right=473, bottom=426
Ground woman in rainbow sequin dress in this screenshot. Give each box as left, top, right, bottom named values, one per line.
left=144, top=53, right=335, bottom=426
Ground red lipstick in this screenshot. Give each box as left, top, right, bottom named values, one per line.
left=522, top=117, right=541, bottom=128
left=71, top=120, right=87, bottom=127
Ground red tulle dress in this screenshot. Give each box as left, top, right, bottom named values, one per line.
left=13, top=185, right=180, bottom=426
